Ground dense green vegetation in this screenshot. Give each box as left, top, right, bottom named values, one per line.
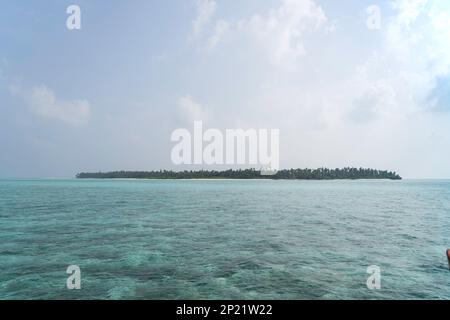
left=76, top=168, right=401, bottom=180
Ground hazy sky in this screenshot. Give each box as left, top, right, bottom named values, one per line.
left=1, top=0, right=450, bottom=178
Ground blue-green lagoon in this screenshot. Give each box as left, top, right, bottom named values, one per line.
left=0, top=179, right=449, bottom=299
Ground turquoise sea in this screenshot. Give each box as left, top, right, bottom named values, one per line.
left=0, top=179, right=449, bottom=300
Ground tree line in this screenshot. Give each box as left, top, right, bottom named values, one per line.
left=76, top=168, right=401, bottom=180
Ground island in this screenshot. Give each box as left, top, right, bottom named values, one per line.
left=76, top=168, right=402, bottom=180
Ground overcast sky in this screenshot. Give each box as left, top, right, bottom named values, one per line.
left=1, top=0, right=450, bottom=178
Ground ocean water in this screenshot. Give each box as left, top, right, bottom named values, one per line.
left=0, top=179, right=449, bottom=300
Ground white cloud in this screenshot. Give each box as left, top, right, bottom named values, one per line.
left=309, top=0, right=450, bottom=127
left=391, top=0, right=429, bottom=28
left=192, top=0, right=217, bottom=39
left=177, top=95, right=208, bottom=123
left=197, top=0, right=328, bottom=65
left=310, top=0, right=450, bottom=176
left=355, top=0, right=450, bottom=116
left=24, top=85, right=90, bottom=125
left=189, top=0, right=450, bottom=177
left=236, top=0, right=327, bottom=65
left=206, top=19, right=230, bottom=51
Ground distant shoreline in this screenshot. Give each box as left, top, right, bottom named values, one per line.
left=76, top=168, right=402, bottom=180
